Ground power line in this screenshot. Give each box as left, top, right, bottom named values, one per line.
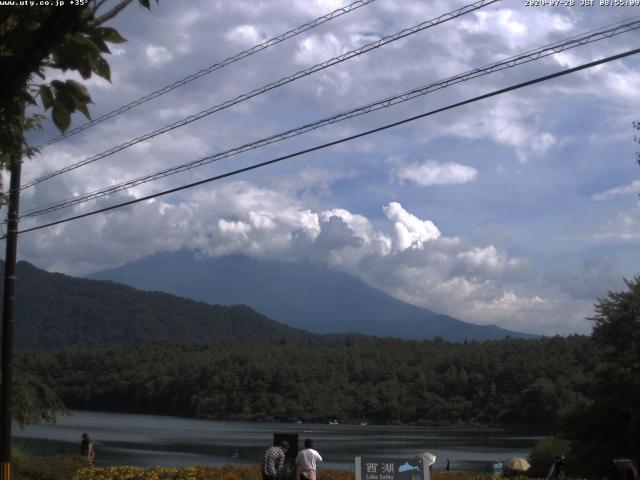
left=21, top=16, right=640, bottom=219
left=21, top=0, right=500, bottom=191
left=13, top=47, right=640, bottom=238
left=32, top=0, right=377, bottom=151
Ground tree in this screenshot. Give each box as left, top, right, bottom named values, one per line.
left=13, top=372, right=65, bottom=427
left=0, top=0, right=156, bottom=179
left=0, top=0, right=157, bottom=428
left=558, top=277, right=640, bottom=477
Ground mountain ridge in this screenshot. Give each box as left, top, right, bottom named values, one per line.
left=90, top=250, right=537, bottom=341
left=1, top=260, right=367, bottom=350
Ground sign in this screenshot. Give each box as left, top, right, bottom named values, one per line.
left=355, top=457, right=429, bottom=480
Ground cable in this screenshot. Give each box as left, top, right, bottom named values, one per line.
left=22, top=0, right=500, bottom=190
left=22, top=16, right=639, bottom=217
left=32, top=0, right=377, bottom=151
left=13, top=47, right=640, bottom=237
left=21, top=16, right=640, bottom=219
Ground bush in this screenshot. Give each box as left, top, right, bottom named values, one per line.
left=13, top=454, right=84, bottom=480
left=528, top=436, right=570, bottom=478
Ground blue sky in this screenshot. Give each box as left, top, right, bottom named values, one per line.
left=11, top=0, right=640, bottom=335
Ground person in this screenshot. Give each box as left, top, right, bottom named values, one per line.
left=296, top=438, right=322, bottom=480
left=545, top=455, right=566, bottom=480
left=446, top=459, right=450, bottom=472
left=80, top=432, right=95, bottom=464
left=262, top=440, right=289, bottom=480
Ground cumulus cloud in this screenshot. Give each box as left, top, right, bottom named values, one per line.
left=15, top=0, right=638, bottom=337
left=17, top=176, right=597, bottom=334
left=383, top=202, right=441, bottom=251
left=394, top=161, right=477, bottom=186
left=455, top=245, right=530, bottom=280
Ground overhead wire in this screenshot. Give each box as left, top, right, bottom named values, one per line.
left=21, top=0, right=500, bottom=190
left=32, top=0, right=378, bottom=150
left=20, top=16, right=640, bottom=219
left=12, top=46, right=640, bottom=238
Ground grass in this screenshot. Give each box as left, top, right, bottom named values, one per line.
left=13, top=454, right=84, bottom=480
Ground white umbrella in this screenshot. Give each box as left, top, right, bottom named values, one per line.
left=503, top=457, right=531, bottom=472
left=421, top=451, right=437, bottom=466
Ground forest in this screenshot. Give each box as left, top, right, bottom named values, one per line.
left=18, top=335, right=594, bottom=427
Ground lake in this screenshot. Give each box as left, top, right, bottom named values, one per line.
left=14, top=411, right=545, bottom=471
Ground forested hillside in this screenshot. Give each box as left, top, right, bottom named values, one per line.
left=2, top=260, right=354, bottom=349
left=19, top=335, right=594, bottom=427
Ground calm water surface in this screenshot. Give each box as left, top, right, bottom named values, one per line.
left=14, top=411, right=545, bottom=471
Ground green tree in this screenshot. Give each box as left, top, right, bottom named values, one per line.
left=13, top=372, right=65, bottom=426
left=558, top=277, right=640, bottom=476
left=0, top=0, right=157, bottom=425
left=0, top=0, right=156, bottom=179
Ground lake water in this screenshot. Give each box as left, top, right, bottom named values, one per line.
left=14, top=410, right=545, bottom=471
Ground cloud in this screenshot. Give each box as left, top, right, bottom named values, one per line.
left=593, top=180, right=640, bottom=200
left=544, top=256, right=625, bottom=300
left=592, top=205, right=640, bottom=243
left=224, top=25, right=263, bottom=45
left=294, top=33, right=346, bottom=65
left=455, top=245, right=530, bottom=280
left=394, top=161, right=477, bottom=186
left=17, top=175, right=598, bottom=335
left=145, top=45, right=174, bottom=66
left=458, top=9, right=573, bottom=50
left=15, top=0, right=639, bottom=338
left=383, top=202, right=441, bottom=251
left=474, top=98, right=557, bottom=162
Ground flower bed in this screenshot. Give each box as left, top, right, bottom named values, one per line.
left=15, top=457, right=504, bottom=480
left=72, top=465, right=355, bottom=480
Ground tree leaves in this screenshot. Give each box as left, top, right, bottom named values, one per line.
left=556, top=276, right=640, bottom=476
left=2, top=1, right=156, bottom=163
left=92, top=56, right=111, bottom=82
left=39, top=86, right=54, bottom=110
left=13, top=372, right=66, bottom=427
left=45, top=79, right=94, bottom=131
left=52, top=102, right=71, bottom=133
left=98, top=26, right=127, bottom=44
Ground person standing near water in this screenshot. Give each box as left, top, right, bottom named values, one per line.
left=80, top=432, right=94, bottom=464
left=262, top=440, right=289, bottom=480
left=296, top=438, right=322, bottom=480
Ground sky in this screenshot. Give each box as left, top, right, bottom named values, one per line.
left=8, top=0, right=640, bottom=335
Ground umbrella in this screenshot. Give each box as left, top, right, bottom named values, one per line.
left=503, top=457, right=531, bottom=472
left=421, top=451, right=437, bottom=466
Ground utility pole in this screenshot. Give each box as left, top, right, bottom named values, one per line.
left=1, top=156, right=22, bottom=480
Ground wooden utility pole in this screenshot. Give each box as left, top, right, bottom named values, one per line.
left=1, top=157, right=22, bottom=480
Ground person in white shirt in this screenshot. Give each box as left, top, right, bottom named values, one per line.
left=296, top=438, right=322, bottom=480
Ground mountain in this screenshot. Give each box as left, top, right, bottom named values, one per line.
left=90, top=251, right=537, bottom=341
left=1, top=260, right=348, bottom=350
